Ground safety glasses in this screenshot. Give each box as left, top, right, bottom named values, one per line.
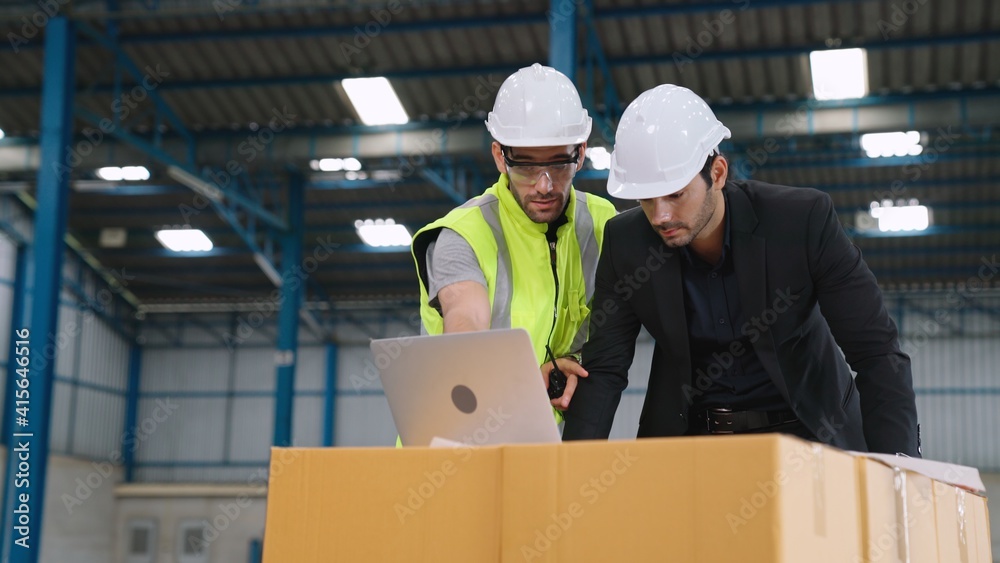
left=502, top=146, right=581, bottom=187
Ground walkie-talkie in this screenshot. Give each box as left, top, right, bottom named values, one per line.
left=545, top=345, right=567, bottom=400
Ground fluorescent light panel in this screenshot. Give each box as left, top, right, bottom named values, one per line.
left=809, top=48, right=868, bottom=100
left=96, top=166, right=150, bottom=181
left=154, top=228, right=214, bottom=252
left=341, top=77, right=409, bottom=126
left=586, top=147, right=611, bottom=171
left=860, top=131, right=923, bottom=158
left=354, top=218, right=411, bottom=247
left=869, top=200, right=930, bottom=232
left=0, top=127, right=5, bottom=140
left=310, top=157, right=362, bottom=172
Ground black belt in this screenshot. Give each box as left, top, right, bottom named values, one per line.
left=693, top=408, right=798, bottom=434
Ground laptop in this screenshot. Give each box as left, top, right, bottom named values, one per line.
left=371, top=328, right=562, bottom=447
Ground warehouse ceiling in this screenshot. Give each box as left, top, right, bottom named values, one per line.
left=0, top=0, right=998, bottom=312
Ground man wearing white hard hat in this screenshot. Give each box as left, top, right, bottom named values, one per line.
left=563, top=84, right=919, bottom=456
left=411, top=64, right=617, bottom=416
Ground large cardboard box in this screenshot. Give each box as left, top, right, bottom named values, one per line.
left=263, top=435, right=862, bottom=562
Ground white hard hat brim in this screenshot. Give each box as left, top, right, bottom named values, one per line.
left=486, top=116, right=592, bottom=147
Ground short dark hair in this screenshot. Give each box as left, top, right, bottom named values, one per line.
left=698, top=151, right=727, bottom=188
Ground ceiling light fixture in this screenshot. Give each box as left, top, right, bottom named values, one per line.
left=809, top=48, right=868, bottom=101
left=341, top=77, right=409, bottom=126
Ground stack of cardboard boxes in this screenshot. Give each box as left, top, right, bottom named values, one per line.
left=262, top=435, right=991, bottom=562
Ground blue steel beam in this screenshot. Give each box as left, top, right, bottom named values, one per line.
left=75, top=21, right=193, bottom=147
left=549, top=0, right=578, bottom=81
left=273, top=172, right=305, bottom=447
left=323, top=343, right=338, bottom=447
left=580, top=0, right=622, bottom=145
left=416, top=168, right=465, bottom=206
left=1, top=17, right=75, bottom=563
left=122, top=344, right=142, bottom=482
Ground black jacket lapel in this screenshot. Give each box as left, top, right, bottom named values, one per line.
left=727, top=185, right=791, bottom=402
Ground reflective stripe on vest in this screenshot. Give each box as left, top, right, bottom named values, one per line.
left=475, top=195, right=514, bottom=329
left=571, top=190, right=600, bottom=351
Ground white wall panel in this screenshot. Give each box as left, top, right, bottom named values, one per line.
left=50, top=380, right=72, bottom=453
left=142, top=349, right=230, bottom=392
left=136, top=397, right=224, bottom=463
left=227, top=398, right=272, bottom=462
left=233, top=348, right=271, bottom=391
left=72, top=388, right=126, bottom=458
left=293, top=396, right=324, bottom=447
left=334, top=395, right=396, bottom=447
left=53, top=305, right=79, bottom=379
left=295, top=346, right=326, bottom=392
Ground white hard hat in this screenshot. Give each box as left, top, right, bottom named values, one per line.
left=486, top=63, right=592, bottom=147
left=607, top=84, right=731, bottom=199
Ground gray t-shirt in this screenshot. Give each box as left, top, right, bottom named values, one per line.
left=425, top=228, right=487, bottom=312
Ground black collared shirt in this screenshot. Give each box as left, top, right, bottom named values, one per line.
left=680, top=191, right=788, bottom=412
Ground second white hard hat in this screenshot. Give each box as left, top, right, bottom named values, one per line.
left=486, top=63, right=592, bottom=147
left=608, top=84, right=731, bottom=199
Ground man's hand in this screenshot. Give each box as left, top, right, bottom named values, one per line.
left=540, top=357, right=588, bottom=411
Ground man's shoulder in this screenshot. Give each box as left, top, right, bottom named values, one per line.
left=606, top=206, right=648, bottom=231
left=731, top=180, right=832, bottom=216
left=733, top=179, right=829, bottom=202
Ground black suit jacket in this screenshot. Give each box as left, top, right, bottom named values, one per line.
left=563, top=180, right=920, bottom=456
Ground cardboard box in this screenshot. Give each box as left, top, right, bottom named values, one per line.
left=263, top=435, right=862, bottom=562
left=856, top=457, right=938, bottom=563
